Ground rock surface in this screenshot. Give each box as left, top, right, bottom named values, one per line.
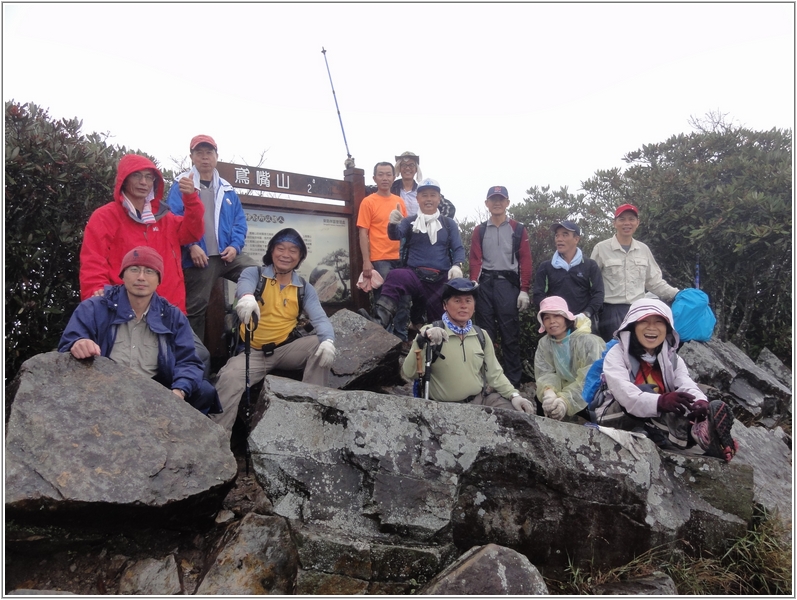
left=249, top=375, right=754, bottom=583
left=755, top=347, right=793, bottom=390
left=420, top=543, right=549, bottom=595
left=592, top=571, right=678, bottom=595
left=5, top=352, right=237, bottom=524
left=329, top=309, right=403, bottom=390
left=194, top=513, right=298, bottom=595
left=118, top=555, right=181, bottom=595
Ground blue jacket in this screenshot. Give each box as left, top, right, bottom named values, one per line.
left=388, top=215, right=465, bottom=271
left=166, top=167, right=249, bottom=269
left=58, top=285, right=221, bottom=414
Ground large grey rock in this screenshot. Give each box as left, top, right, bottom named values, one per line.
left=420, top=543, right=549, bottom=595
left=730, top=421, right=792, bottom=530
left=118, top=555, right=181, bottom=595
left=756, top=347, right=792, bottom=391
left=329, top=309, right=403, bottom=390
left=592, top=572, right=678, bottom=594
left=680, top=339, right=791, bottom=422
left=249, top=376, right=753, bottom=582
left=5, top=352, right=237, bottom=524
left=194, top=513, right=298, bottom=595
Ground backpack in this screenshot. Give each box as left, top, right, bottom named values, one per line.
left=477, top=220, right=526, bottom=266
left=399, top=217, right=459, bottom=268
left=225, top=267, right=308, bottom=357
left=672, top=288, right=716, bottom=342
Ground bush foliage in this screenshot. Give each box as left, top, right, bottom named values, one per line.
left=5, top=101, right=157, bottom=384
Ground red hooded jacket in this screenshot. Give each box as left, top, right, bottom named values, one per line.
left=79, top=154, right=204, bottom=313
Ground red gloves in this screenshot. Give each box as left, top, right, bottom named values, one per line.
left=688, top=399, right=709, bottom=421
left=657, top=392, right=695, bottom=415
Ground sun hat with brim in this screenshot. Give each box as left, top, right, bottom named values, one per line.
left=537, top=295, right=576, bottom=333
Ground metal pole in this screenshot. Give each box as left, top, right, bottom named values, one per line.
left=244, top=320, right=253, bottom=475
left=321, top=47, right=354, bottom=167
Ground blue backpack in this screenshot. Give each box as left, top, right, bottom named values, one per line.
left=672, top=288, right=716, bottom=342
left=582, top=339, right=618, bottom=409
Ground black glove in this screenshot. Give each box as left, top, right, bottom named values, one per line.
left=657, top=392, right=695, bottom=415
left=688, top=399, right=709, bottom=421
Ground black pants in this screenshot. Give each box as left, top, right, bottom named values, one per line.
left=474, top=276, right=522, bottom=386
left=598, top=303, right=631, bottom=342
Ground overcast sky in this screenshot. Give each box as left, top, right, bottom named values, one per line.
left=3, top=2, right=794, bottom=221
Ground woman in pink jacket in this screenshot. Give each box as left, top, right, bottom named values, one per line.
left=597, top=298, right=738, bottom=462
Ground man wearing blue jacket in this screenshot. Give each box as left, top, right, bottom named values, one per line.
left=59, top=246, right=221, bottom=415
left=366, top=178, right=465, bottom=328
left=167, top=134, right=258, bottom=340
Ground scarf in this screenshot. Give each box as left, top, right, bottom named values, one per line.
left=442, top=312, right=472, bottom=336
left=121, top=191, right=156, bottom=224
left=412, top=210, right=442, bottom=245
left=551, top=247, right=583, bottom=272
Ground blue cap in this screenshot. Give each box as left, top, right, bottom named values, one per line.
left=551, top=220, right=581, bottom=236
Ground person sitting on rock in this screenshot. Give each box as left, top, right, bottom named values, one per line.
left=365, top=178, right=465, bottom=329
left=595, top=297, right=738, bottom=461
left=59, top=246, right=221, bottom=415
left=534, top=296, right=606, bottom=421
left=401, top=278, right=535, bottom=413
left=212, top=227, right=336, bottom=437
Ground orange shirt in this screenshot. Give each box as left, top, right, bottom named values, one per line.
left=356, top=193, right=406, bottom=261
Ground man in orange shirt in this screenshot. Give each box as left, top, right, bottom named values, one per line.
left=357, top=161, right=407, bottom=335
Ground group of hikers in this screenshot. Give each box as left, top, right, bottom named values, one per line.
left=57, top=142, right=737, bottom=463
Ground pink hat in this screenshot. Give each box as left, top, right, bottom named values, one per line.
left=537, top=296, right=576, bottom=333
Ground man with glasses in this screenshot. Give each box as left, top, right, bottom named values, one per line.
left=79, top=153, right=210, bottom=370
left=60, top=246, right=221, bottom=416
left=590, top=204, right=680, bottom=341
left=167, top=135, right=258, bottom=341
left=468, top=186, right=532, bottom=387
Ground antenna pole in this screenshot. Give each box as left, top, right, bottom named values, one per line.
left=321, top=47, right=354, bottom=167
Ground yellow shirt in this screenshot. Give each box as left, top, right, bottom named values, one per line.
left=241, top=279, right=300, bottom=350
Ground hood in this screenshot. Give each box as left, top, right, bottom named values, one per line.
left=615, top=297, right=679, bottom=347
left=114, top=154, right=165, bottom=208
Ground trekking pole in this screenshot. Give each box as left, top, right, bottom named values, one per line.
left=321, top=47, right=354, bottom=167
left=695, top=253, right=700, bottom=289
left=244, top=320, right=253, bottom=476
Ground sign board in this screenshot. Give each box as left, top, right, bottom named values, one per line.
left=239, top=207, right=351, bottom=304
left=217, top=162, right=349, bottom=201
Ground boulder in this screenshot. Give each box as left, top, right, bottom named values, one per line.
left=5, top=352, right=237, bottom=525
left=249, top=375, right=753, bottom=585
left=328, top=309, right=403, bottom=390
left=680, top=339, right=791, bottom=422
left=420, top=543, right=549, bottom=595
left=755, top=347, right=792, bottom=391
left=592, top=571, right=678, bottom=594
left=194, top=512, right=298, bottom=595
left=118, top=555, right=181, bottom=595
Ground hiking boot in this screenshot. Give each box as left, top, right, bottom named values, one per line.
left=694, top=400, right=738, bottom=462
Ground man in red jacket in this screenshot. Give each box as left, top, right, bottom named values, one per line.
left=79, top=153, right=209, bottom=368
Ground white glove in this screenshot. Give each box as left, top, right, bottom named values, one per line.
left=542, top=390, right=567, bottom=421
left=236, top=294, right=260, bottom=326
left=511, top=394, right=534, bottom=414
left=517, top=291, right=530, bottom=311
left=314, top=339, right=337, bottom=368
left=389, top=207, right=404, bottom=224
left=424, top=326, right=449, bottom=345
left=448, top=265, right=463, bottom=280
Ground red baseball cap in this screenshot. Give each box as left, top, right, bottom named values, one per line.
left=190, top=135, right=217, bottom=151
left=614, top=203, right=639, bottom=218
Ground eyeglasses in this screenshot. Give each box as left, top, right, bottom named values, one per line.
left=399, top=161, right=417, bottom=168
left=127, top=266, right=158, bottom=276
left=129, top=172, right=156, bottom=182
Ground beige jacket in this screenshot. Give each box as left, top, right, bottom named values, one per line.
left=590, top=236, right=678, bottom=304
